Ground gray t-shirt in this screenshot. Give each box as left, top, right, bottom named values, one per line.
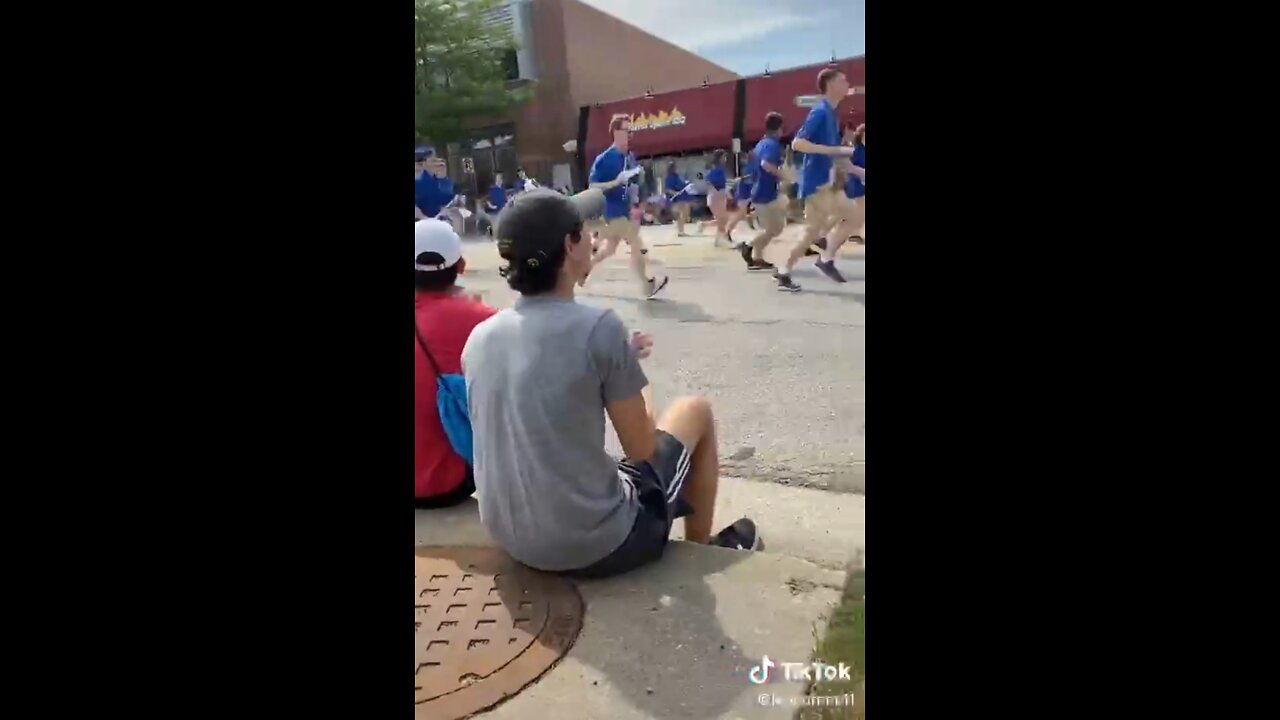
left=462, top=295, right=649, bottom=571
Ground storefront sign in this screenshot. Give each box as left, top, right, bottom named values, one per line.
left=628, top=107, right=688, bottom=132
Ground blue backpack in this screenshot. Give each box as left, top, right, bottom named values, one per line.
left=414, top=320, right=473, bottom=465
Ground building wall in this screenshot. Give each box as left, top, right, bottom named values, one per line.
left=560, top=0, right=738, bottom=105
left=508, top=0, right=578, bottom=184
left=463, top=0, right=740, bottom=191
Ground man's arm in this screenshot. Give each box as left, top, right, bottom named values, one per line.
left=589, top=155, right=626, bottom=191
left=607, top=393, right=656, bottom=462
left=835, top=157, right=865, bottom=180
left=791, top=136, right=854, bottom=156
left=791, top=108, right=853, bottom=157
left=592, top=313, right=655, bottom=461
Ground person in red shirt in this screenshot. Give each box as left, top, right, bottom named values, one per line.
left=414, top=219, right=497, bottom=508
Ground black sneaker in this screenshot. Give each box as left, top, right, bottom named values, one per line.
left=738, top=241, right=754, bottom=266
left=747, top=260, right=774, bottom=272
left=712, top=518, right=763, bottom=551
left=646, top=275, right=670, bottom=299
left=814, top=259, right=847, bottom=283
left=776, top=274, right=801, bottom=292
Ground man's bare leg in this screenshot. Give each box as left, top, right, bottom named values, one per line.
left=656, top=396, right=719, bottom=543
left=617, top=219, right=667, bottom=298
left=778, top=193, right=831, bottom=290
left=741, top=198, right=785, bottom=269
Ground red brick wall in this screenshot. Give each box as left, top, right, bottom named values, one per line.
left=560, top=0, right=738, bottom=105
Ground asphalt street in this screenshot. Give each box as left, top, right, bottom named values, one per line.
left=454, top=221, right=865, bottom=493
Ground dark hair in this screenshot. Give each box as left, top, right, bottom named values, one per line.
left=764, top=112, right=784, bottom=133
left=712, top=149, right=726, bottom=164
left=496, top=196, right=585, bottom=295
left=667, top=163, right=677, bottom=173
left=609, top=115, right=629, bottom=134
left=817, top=68, right=843, bottom=93
left=415, top=252, right=459, bottom=291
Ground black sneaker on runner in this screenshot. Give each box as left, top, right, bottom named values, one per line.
left=776, top=274, right=801, bottom=292
left=738, top=241, right=754, bottom=267
left=646, top=275, right=670, bottom=299
left=747, top=260, right=774, bottom=272
left=814, top=259, right=847, bottom=283
left=712, top=518, right=763, bottom=551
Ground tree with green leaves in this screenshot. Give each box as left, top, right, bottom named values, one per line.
left=415, top=0, right=530, bottom=146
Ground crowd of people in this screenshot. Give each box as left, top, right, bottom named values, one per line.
left=414, top=66, right=863, bottom=581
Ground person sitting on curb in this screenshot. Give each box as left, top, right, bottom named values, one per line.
left=414, top=219, right=496, bottom=509
left=462, top=188, right=762, bottom=579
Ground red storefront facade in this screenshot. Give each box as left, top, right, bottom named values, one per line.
left=579, top=55, right=865, bottom=169
left=742, top=57, right=865, bottom=145
left=583, top=81, right=737, bottom=162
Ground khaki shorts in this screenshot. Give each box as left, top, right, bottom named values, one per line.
left=597, top=216, right=639, bottom=243
left=754, top=196, right=789, bottom=234
left=803, top=186, right=844, bottom=230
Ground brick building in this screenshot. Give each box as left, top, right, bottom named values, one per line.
left=444, top=0, right=738, bottom=196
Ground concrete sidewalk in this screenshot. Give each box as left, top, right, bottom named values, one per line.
left=415, top=476, right=866, bottom=570
left=415, top=478, right=865, bottom=718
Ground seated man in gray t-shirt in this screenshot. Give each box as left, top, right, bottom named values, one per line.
left=463, top=188, right=762, bottom=577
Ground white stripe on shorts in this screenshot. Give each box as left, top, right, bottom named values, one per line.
left=666, top=445, right=692, bottom=501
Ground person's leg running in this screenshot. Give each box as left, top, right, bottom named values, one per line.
left=749, top=199, right=787, bottom=265
left=711, top=192, right=731, bottom=246
left=778, top=192, right=832, bottom=289
left=822, top=195, right=861, bottom=262
left=614, top=218, right=667, bottom=297
left=725, top=202, right=749, bottom=237
left=655, top=395, right=719, bottom=543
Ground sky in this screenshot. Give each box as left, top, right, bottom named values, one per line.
left=577, top=0, right=864, bottom=76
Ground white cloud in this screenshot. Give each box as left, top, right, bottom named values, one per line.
left=577, top=0, right=833, bottom=52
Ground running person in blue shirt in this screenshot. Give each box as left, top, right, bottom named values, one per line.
left=724, top=151, right=757, bottom=239
left=587, top=115, right=669, bottom=299
left=665, top=164, right=693, bottom=235
left=742, top=112, right=790, bottom=271
left=819, top=122, right=866, bottom=265
left=779, top=68, right=864, bottom=292
left=697, top=150, right=733, bottom=247
left=415, top=147, right=454, bottom=221
left=847, top=123, right=866, bottom=244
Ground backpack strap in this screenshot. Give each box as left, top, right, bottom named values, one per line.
left=414, top=318, right=444, bottom=378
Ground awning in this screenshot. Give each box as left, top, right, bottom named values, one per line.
left=743, top=57, right=865, bottom=144
left=584, top=82, right=737, bottom=161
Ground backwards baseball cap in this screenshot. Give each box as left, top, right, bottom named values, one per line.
left=494, top=188, right=604, bottom=270
left=415, top=218, right=462, bottom=271
left=414, top=144, right=436, bottom=161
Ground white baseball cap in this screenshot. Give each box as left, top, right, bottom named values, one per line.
left=414, top=218, right=462, bottom=271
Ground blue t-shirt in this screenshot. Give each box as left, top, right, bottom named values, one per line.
left=513, top=177, right=526, bottom=192
left=735, top=152, right=756, bottom=200
left=706, top=166, right=727, bottom=191
left=590, top=146, right=630, bottom=220
left=796, top=99, right=839, bottom=199
left=415, top=173, right=454, bottom=217
left=750, top=136, right=784, bottom=205
left=845, top=143, right=866, bottom=199
left=487, top=185, right=507, bottom=211
left=665, top=172, right=686, bottom=194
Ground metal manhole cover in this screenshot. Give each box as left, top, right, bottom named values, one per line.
left=415, top=546, right=583, bottom=719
